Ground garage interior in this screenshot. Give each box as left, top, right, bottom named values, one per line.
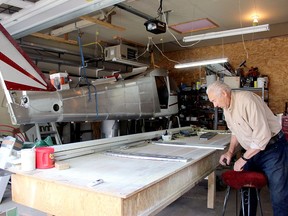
left=0, top=0, right=287, bottom=215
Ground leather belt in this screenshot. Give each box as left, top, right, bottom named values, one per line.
left=267, top=130, right=285, bottom=146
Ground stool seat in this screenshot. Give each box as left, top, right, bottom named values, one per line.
left=221, top=170, right=267, bottom=216
left=222, top=170, right=267, bottom=190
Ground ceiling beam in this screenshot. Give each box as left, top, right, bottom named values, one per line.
left=2, top=0, right=125, bottom=39
left=50, top=19, right=95, bottom=37
left=50, top=10, right=114, bottom=36
left=115, top=3, right=154, bottom=20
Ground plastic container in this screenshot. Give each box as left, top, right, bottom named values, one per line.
left=162, top=134, right=172, bottom=141
left=36, top=147, right=55, bottom=169
left=21, top=148, right=36, bottom=171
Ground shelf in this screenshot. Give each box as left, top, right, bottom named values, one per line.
left=232, top=87, right=269, bottom=102
left=178, top=87, right=226, bottom=130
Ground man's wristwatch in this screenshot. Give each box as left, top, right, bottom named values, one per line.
left=241, top=155, right=249, bottom=162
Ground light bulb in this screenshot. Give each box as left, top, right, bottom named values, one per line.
left=252, top=15, right=259, bottom=26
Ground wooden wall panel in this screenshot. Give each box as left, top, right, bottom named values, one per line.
left=158, top=36, right=288, bottom=114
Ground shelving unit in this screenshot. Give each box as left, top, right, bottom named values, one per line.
left=177, top=86, right=268, bottom=130
left=232, top=87, right=269, bottom=103
left=178, top=88, right=226, bottom=129
left=178, top=89, right=199, bottom=126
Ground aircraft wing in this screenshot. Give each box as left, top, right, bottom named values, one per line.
left=0, top=24, right=55, bottom=92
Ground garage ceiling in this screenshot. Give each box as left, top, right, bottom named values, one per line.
left=1, top=0, right=288, bottom=54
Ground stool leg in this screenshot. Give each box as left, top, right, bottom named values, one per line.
left=240, top=188, right=258, bottom=216
left=256, top=189, right=264, bottom=216
left=248, top=188, right=251, bottom=216
left=222, top=186, right=231, bottom=216
left=240, top=188, right=246, bottom=216
left=236, top=190, right=238, bottom=216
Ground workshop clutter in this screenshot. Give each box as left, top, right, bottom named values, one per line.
left=21, top=148, right=35, bottom=171
left=0, top=136, right=23, bottom=169
left=33, top=135, right=54, bottom=147
left=20, top=146, right=55, bottom=170
left=35, top=147, right=55, bottom=169
left=0, top=135, right=55, bottom=170
left=33, top=136, right=55, bottom=169
left=50, top=72, right=71, bottom=90
left=21, top=146, right=55, bottom=170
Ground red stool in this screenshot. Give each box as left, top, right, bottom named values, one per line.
left=221, top=170, right=267, bottom=216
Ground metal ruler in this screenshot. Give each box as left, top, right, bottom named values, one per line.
left=104, top=150, right=192, bottom=162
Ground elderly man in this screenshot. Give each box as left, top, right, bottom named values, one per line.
left=207, top=81, right=288, bottom=216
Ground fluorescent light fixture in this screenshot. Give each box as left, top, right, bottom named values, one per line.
left=183, top=24, right=269, bottom=42
left=112, top=58, right=148, bottom=68
left=174, top=58, right=228, bottom=69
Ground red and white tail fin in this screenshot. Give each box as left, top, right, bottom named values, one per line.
left=0, top=24, right=55, bottom=91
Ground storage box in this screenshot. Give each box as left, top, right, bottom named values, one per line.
left=50, top=72, right=70, bottom=91
left=223, top=76, right=240, bottom=88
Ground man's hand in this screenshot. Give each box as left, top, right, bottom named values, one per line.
left=233, top=158, right=247, bottom=171
left=219, top=151, right=233, bottom=166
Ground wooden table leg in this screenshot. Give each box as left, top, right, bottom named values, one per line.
left=207, top=171, right=216, bottom=209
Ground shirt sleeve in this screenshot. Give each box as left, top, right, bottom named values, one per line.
left=243, top=93, right=272, bottom=149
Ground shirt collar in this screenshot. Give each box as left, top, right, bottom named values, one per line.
left=227, top=91, right=235, bottom=112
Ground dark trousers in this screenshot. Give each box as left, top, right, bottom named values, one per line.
left=243, top=134, right=288, bottom=216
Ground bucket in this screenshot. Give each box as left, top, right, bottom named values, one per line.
left=36, top=147, right=55, bottom=169
left=21, top=149, right=35, bottom=171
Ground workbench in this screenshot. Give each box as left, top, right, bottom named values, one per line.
left=10, top=128, right=230, bottom=216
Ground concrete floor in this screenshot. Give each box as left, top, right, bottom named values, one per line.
left=0, top=169, right=273, bottom=216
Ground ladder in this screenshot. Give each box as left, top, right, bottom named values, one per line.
left=35, top=122, right=62, bottom=145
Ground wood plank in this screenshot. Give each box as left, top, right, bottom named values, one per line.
left=12, top=175, right=123, bottom=216
left=113, top=35, right=146, bottom=47
left=80, top=16, right=125, bottom=31
left=31, top=33, right=78, bottom=45
left=207, top=171, right=216, bottom=209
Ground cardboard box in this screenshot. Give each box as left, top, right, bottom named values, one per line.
left=223, top=76, right=240, bottom=88
left=50, top=72, right=70, bottom=91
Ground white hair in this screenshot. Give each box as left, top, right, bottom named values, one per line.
left=206, top=81, right=231, bottom=97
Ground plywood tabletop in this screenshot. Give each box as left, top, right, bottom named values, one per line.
left=10, top=134, right=230, bottom=199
